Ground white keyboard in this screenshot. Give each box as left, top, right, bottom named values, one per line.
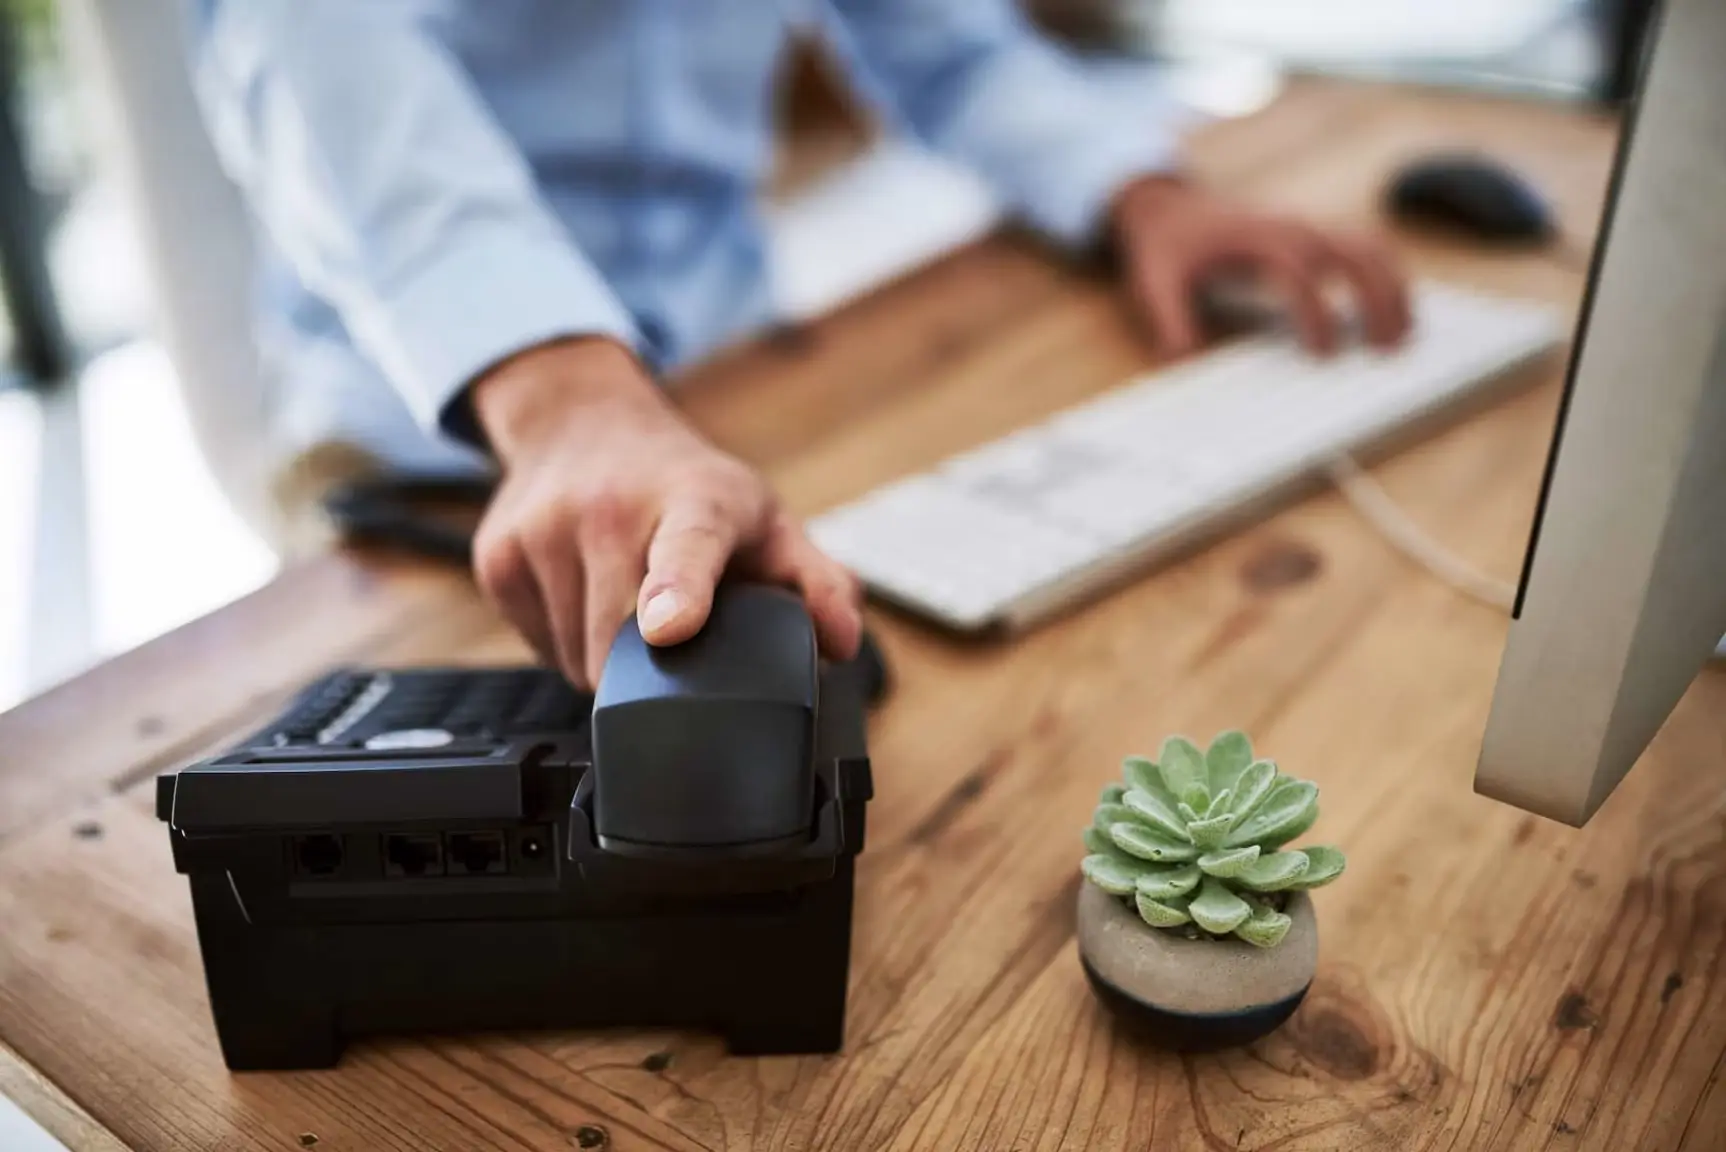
left=807, top=281, right=1569, bottom=632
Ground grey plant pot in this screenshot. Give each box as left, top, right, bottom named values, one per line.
left=1076, top=881, right=1317, bottom=1051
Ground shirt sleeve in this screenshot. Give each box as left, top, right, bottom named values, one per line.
left=185, top=0, right=643, bottom=443
left=812, top=0, right=1186, bottom=251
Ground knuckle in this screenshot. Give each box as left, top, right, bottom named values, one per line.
left=666, top=484, right=745, bottom=537
left=471, top=512, right=509, bottom=565
left=1330, top=231, right=1372, bottom=258
left=659, top=455, right=769, bottom=536
left=1254, top=220, right=1314, bottom=256
left=1282, top=236, right=1325, bottom=269
left=787, top=529, right=843, bottom=586
left=698, top=456, right=764, bottom=500
left=1346, top=230, right=1391, bottom=258
left=816, top=558, right=860, bottom=603
left=1251, top=238, right=1303, bottom=276
left=473, top=533, right=525, bottom=597
left=668, top=515, right=728, bottom=557
left=519, top=504, right=571, bottom=558
left=578, top=488, right=642, bottom=543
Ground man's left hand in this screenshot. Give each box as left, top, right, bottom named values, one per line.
left=1110, top=175, right=1413, bottom=358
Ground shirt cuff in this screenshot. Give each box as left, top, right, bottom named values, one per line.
left=1015, top=129, right=1184, bottom=254
left=360, top=227, right=643, bottom=448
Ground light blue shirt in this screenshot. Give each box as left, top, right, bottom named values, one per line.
left=187, top=0, right=1183, bottom=472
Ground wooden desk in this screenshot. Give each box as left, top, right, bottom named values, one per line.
left=4, top=79, right=1723, bottom=1152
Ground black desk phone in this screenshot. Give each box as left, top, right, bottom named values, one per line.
left=157, top=583, right=877, bottom=1070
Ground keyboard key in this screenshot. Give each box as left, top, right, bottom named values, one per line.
left=811, top=477, right=1101, bottom=625
left=1028, top=465, right=1201, bottom=546
left=807, top=281, right=1567, bottom=631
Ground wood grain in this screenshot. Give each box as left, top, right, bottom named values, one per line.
left=0, top=1040, right=129, bottom=1152
left=3, top=78, right=1722, bottom=1152
left=0, top=551, right=474, bottom=846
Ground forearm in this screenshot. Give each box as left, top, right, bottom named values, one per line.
left=817, top=0, right=1184, bottom=249
left=188, top=0, right=641, bottom=443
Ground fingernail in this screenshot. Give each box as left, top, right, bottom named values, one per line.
left=639, top=589, right=688, bottom=637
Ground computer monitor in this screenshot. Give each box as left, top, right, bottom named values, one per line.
left=1476, top=0, right=1726, bottom=827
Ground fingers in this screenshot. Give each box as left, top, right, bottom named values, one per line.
left=749, top=514, right=864, bottom=661
left=1125, top=199, right=1416, bottom=360
left=478, top=442, right=857, bottom=682
left=640, top=492, right=864, bottom=662
left=1133, top=257, right=1202, bottom=358
left=519, top=505, right=588, bottom=685
left=577, top=496, right=650, bottom=687
left=473, top=526, right=558, bottom=668
left=485, top=483, right=744, bottom=687
left=638, top=493, right=747, bottom=648
left=1252, top=236, right=1343, bottom=355
left=1321, top=234, right=1413, bottom=348
left=637, top=499, right=864, bottom=662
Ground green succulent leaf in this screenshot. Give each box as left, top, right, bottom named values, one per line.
left=1091, top=735, right=1339, bottom=940
left=1135, top=863, right=1202, bottom=901
left=1234, top=898, right=1294, bottom=948
left=1261, top=802, right=1321, bottom=850
left=1288, top=845, right=1347, bottom=889
left=1206, top=730, right=1255, bottom=796
left=1081, top=853, right=1145, bottom=895
left=1234, top=850, right=1313, bottom=892
left=1184, top=812, right=1237, bottom=851
left=1083, top=826, right=1124, bottom=856
left=1158, top=736, right=1212, bottom=809
left=1126, top=760, right=1185, bottom=819
left=1123, top=788, right=1194, bottom=843
left=1110, top=821, right=1201, bottom=863
left=1197, top=845, right=1261, bottom=877
left=1188, top=877, right=1253, bottom=935
left=1224, top=779, right=1319, bottom=848
left=1224, top=760, right=1279, bottom=821
left=1135, top=891, right=1192, bottom=928
left=1092, top=802, right=1139, bottom=834
left=1122, top=756, right=1164, bottom=797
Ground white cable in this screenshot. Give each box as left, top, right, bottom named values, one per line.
left=1324, top=454, right=1518, bottom=613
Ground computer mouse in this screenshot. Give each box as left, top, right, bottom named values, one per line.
left=1385, top=154, right=1555, bottom=244
left=589, top=583, right=820, bottom=853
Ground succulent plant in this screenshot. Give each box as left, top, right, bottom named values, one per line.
left=1081, top=731, right=1345, bottom=948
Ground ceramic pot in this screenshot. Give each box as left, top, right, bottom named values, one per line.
left=1076, top=881, right=1317, bottom=1051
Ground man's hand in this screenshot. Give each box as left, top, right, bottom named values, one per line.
left=468, top=337, right=864, bottom=688
left=1110, top=175, right=1413, bottom=358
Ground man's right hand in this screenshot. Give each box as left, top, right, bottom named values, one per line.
left=468, top=337, right=864, bottom=689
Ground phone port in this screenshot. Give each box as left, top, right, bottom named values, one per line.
left=383, top=833, right=444, bottom=877
left=292, top=834, right=345, bottom=879
left=447, top=831, right=507, bottom=875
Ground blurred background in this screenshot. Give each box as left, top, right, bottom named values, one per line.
left=0, top=0, right=1652, bottom=713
